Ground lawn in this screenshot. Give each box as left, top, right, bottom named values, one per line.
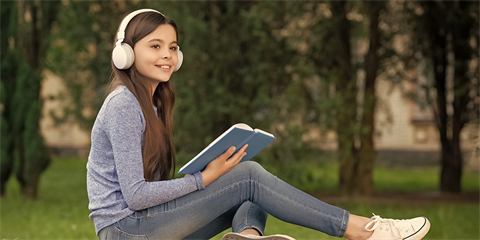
left=1, top=158, right=478, bottom=240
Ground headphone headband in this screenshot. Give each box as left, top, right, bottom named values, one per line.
left=116, top=9, right=164, bottom=42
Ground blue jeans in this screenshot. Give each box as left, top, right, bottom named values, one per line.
left=98, top=161, right=349, bottom=240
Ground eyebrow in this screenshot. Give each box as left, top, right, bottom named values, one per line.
left=148, top=38, right=177, bottom=44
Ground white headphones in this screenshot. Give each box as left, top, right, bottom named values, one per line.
left=112, top=9, right=183, bottom=71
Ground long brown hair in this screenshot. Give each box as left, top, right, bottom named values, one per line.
left=108, top=11, right=177, bottom=181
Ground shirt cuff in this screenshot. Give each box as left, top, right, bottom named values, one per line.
left=192, top=171, right=205, bottom=190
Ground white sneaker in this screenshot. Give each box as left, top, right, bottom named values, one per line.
left=365, top=214, right=431, bottom=240
left=222, top=233, right=296, bottom=240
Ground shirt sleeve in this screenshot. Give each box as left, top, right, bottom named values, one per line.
left=103, top=94, right=205, bottom=211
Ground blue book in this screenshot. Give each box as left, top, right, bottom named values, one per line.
left=178, top=123, right=276, bottom=174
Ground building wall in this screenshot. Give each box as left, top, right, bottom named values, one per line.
left=40, top=70, right=91, bottom=157
left=373, top=77, right=478, bottom=168
left=375, top=77, right=441, bottom=151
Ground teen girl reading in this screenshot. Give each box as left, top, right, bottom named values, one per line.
left=87, top=9, right=431, bottom=240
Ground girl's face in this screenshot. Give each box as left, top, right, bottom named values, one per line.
left=133, top=24, right=178, bottom=92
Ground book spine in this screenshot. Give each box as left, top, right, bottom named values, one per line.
left=234, top=131, right=257, bottom=154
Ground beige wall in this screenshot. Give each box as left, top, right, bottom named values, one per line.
left=374, top=69, right=478, bottom=153
left=40, top=70, right=91, bottom=156
left=374, top=78, right=440, bottom=151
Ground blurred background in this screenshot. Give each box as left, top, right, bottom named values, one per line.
left=1, top=1, right=479, bottom=239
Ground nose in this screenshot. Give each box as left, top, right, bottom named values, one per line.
left=162, top=48, right=172, bottom=59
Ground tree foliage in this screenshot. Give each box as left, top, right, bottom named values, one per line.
left=4, top=1, right=477, bottom=197
left=1, top=0, right=60, bottom=198
left=45, top=1, right=311, bottom=169
left=44, top=0, right=398, bottom=194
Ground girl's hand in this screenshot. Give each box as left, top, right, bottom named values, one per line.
left=201, top=144, right=248, bottom=186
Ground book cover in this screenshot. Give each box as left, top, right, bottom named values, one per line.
left=178, top=123, right=276, bottom=174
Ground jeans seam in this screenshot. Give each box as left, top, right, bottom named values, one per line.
left=114, top=226, right=148, bottom=239
left=337, top=209, right=349, bottom=237
left=245, top=202, right=250, bottom=233
left=253, top=180, right=344, bottom=224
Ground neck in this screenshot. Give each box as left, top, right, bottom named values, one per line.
left=150, top=82, right=158, bottom=98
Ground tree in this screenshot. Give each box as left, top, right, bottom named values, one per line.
left=356, top=1, right=385, bottom=197
left=416, top=1, right=479, bottom=192
left=303, top=1, right=385, bottom=196
left=330, top=1, right=387, bottom=197
left=0, top=1, right=17, bottom=196
left=1, top=1, right=61, bottom=198
left=328, top=1, right=359, bottom=196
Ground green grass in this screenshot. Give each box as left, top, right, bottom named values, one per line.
left=1, top=158, right=479, bottom=239
left=212, top=201, right=480, bottom=240
left=1, top=158, right=94, bottom=240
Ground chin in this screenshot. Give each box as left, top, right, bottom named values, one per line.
left=151, top=73, right=172, bottom=83
left=159, top=73, right=173, bottom=82
left=159, top=76, right=172, bottom=82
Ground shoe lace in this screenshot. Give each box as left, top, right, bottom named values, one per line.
left=365, top=214, right=411, bottom=240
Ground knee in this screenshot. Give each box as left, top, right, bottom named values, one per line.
left=238, top=161, right=266, bottom=176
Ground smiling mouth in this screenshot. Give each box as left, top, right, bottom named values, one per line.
left=156, top=65, right=171, bottom=69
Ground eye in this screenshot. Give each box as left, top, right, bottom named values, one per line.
left=151, top=45, right=160, bottom=49
left=170, top=46, right=178, bottom=51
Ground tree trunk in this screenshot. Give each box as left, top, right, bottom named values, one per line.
left=0, top=0, right=18, bottom=197
left=330, top=1, right=357, bottom=195
left=356, top=2, right=383, bottom=197
left=440, top=1, right=474, bottom=193
left=421, top=1, right=450, bottom=192
left=421, top=1, right=476, bottom=193
left=0, top=110, right=14, bottom=195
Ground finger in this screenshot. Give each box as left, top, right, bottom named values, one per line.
left=219, top=146, right=236, bottom=161
left=236, top=144, right=248, bottom=156
left=229, top=144, right=248, bottom=163
left=238, top=152, right=247, bottom=163
left=229, top=152, right=247, bottom=167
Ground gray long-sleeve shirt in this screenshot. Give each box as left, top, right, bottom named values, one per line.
left=86, top=85, right=205, bottom=235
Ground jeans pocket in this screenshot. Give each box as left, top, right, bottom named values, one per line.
left=114, top=227, right=148, bottom=240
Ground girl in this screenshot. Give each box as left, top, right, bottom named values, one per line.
left=87, top=9, right=431, bottom=240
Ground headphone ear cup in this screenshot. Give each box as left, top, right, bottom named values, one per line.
left=174, top=49, right=183, bottom=72
left=112, top=43, right=135, bottom=69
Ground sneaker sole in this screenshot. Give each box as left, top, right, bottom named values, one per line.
left=222, top=233, right=296, bottom=240
left=404, top=217, right=431, bottom=240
